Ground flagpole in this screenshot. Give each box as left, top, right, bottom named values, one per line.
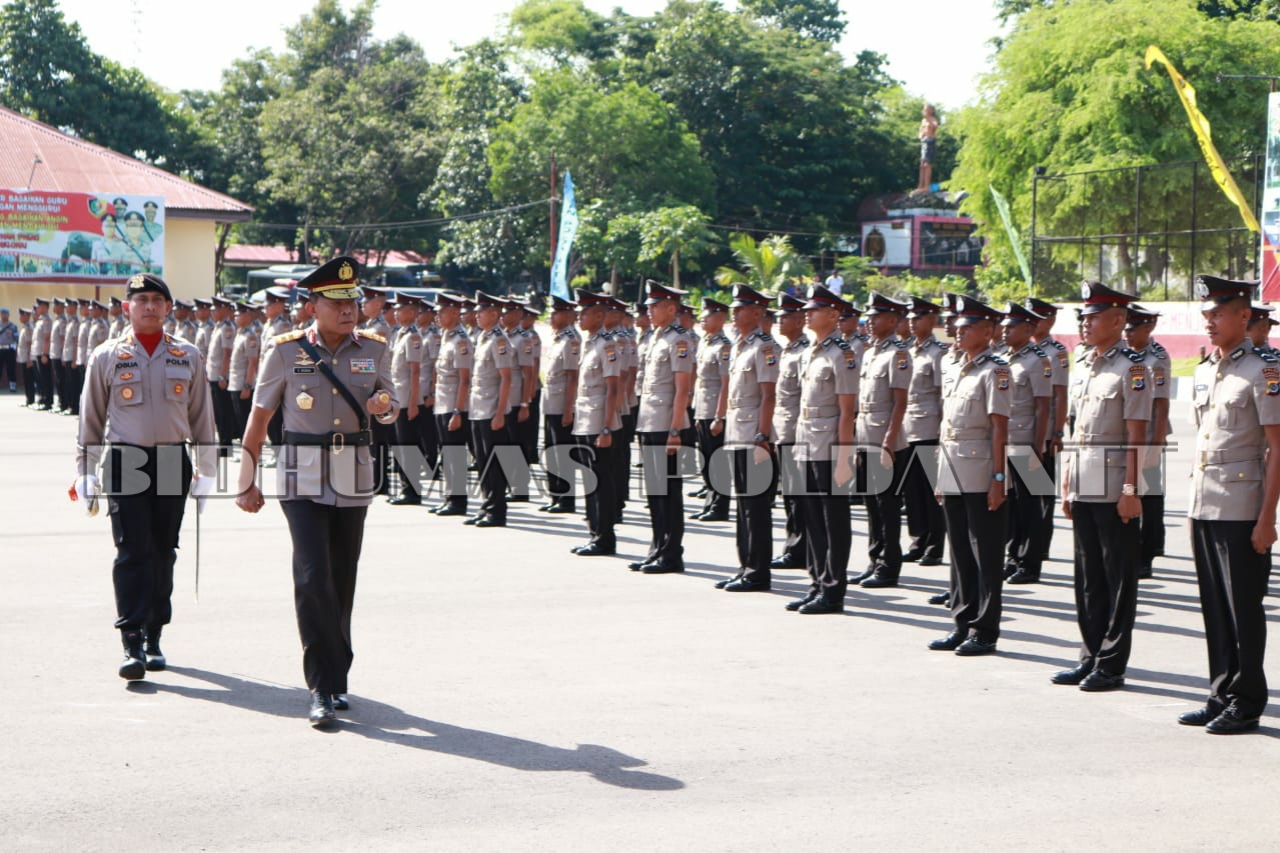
left=549, top=150, right=558, bottom=289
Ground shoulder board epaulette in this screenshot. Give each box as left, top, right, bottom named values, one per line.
left=1253, top=346, right=1279, bottom=363
left=987, top=354, right=1008, bottom=367
left=757, top=332, right=775, bottom=343
left=356, top=329, right=387, bottom=344
left=1121, top=347, right=1144, bottom=363
left=1151, top=341, right=1168, bottom=353
left=1151, top=348, right=1168, bottom=360
left=832, top=337, right=851, bottom=351
left=274, top=329, right=305, bottom=345
left=669, top=322, right=687, bottom=334
left=1047, top=339, right=1066, bottom=351
left=893, top=339, right=910, bottom=349
left=936, top=340, right=951, bottom=351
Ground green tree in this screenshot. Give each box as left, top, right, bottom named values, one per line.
left=951, top=0, right=1280, bottom=296
left=739, top=0, right=846, bottom=42
left=629, top=205, right=716, bottom=286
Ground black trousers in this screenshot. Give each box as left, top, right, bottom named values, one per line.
left=694, top=418, right=730, bottom=514
left=267, top=407, right=284, bottom=447
left=371, top=420, right=395, bottom=494
left=50, top=357, right=64, bottom=409
left=1071, top=501, right=1139, bottom=674
left=1007, top=460, right=1046, bottom=574
left=506, top=407, right=532, bottom=498
left=903, top=439, right=945, bottom=560
left=1139, top=457, right=1166, bottom=567
left=419, top=401, right=440, bottom=477
left=22, top=360, right=36, bottom=403
left=1191, top=520, right=1270, bottom=717
left=209, top=380, right=235, bottom=452
left=575, top=437, right=616, bottom=549
left=734, top=447, right=777, bottom=583
left=860, top=446, right=909, bottom=575
left=0, top=349, right=15, bottom=386
left=617, top=409, right=637, bottom=509
left=800, top=460, right=850, bottom=603
left=1040, top=448, right=1058, bottom=557
left=943, top=493, right=1009, bottom=642
left=544, top=412, right=576, bottom=509
left=36, top=357, right=53, bottom=407
left=523, top=388, right=541, bottom=464
left=640, top=430, right=692, bottom=565
left=104, top=446, right=191, bottom=631
left=280, top=500, right=366, bottom=695
left=777, top=443, right=806, bottom=564
left=471, top=418, right=508, bottom=522
left=392, top=410, right=426, bottom=501
left=436, top=411, right=469, bottom=511
left=231, top=390, right=254, bottom=441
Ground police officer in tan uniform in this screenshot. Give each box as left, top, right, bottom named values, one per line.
left=416, top=300, right=441, bottom=487
left=902, top=296, right=948, bottom=567
left=75, top=273, right=216, bottom=681
left=431, top=294, right=473, bottom=517
left=1000, top=302, right=1053, bottom=584
left=1124, top=305, right=1171, bottom=580
left=17, top=307, right=35, bottom=405
left=1028, top=296, right=1069, bottom=560
left=1054, top=281, right=1149, bottom=692
left=928, top=296, right=1012, bottom=655
left=770, top=293, right=810, bottom=571
left=388, top=292, right=426, bottom=505
left=570, top=291, right=623, bottom=556
left=60, top=298, right=80, bottom=415
left=1177, top=275, right=1280, bottom=733
left=718, top=284, right=780, bottom=592
left=228, top=301, right=261, bottom=441
left=690, top=298, right=731, bottom=520
left=542, top=295, right=581, bottom=514
left=788, top=286, right=858, bottom=614
left=500, top=299, right=536, bottom=500
left=360, top=286, right=395, bottom=495
left=235, top=256, right=398, bottom=727
left=0, top=307, right=17, bottom=393
left=631, top=282, right=696, bottom=574
left=855, top=292, right=912, bottom=588
left=107, top=296, right=126, bottom=339
left=468, top=292, right=516, bottom=527
left=32, top=296, right=53, bottom=409
left=604, top=298, right=637, bottom=521
left=206, top=296, right=237, bottom=454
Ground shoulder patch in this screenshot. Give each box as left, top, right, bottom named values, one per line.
left=356, top=329, right=387, bottom=345
left=843, top=349, right=857, bottom=370
left=1129, top=364, right=1147, bottom=390
left=274, top=329, right=305, bottom=345
left=894, top=350, right=909, bottom=370
left=993, top=367, right=1010, bottom=391
left=1263, top=366, right=1280, bottom=395
left=762, top=345, right=776, bottom=365
left=1040, top=357, right=1053, bottom=378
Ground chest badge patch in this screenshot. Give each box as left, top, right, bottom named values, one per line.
left=173, top=383, right=184, bottom=396
left=168, top=347, right=186, bottom=358
left=1129, top=365, right=1146, bottom=390
left=1264, top=367, right=1280, bottom=396
left=120, top=386, right=135, bottom=401
left=350, top=358, right=376, bottom=374
left=118, top=371, right=135, bottom=381
left=296, top=391, right=314, bottom=410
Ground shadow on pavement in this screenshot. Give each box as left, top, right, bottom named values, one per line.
left=157, top=666, right=685, bottom=792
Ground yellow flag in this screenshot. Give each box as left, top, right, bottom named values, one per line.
left=1145, top=45, right=1260, bottom=233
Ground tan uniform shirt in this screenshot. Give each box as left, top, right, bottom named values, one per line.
left=1189, top=343, right=1280, bottom=521
left=469, top=327, right=516, bottom=420
left=1005, top=343, right=1053, bottom=449
left=253, top=327, right=398, bottom=507
left=772, top=334, right=809, bottom=445
left=904, top=336, right=947, bottom=443
left=1140, top=341, right=1172, bottom=445
left=391, top=324, right=423, bottom=406
left=796, top=335, right=859, bottom=461
left=506, top=326, right=536, bottom=410
left=857, top=337, right=912, bottom=450
left=17, top=320, right=32, bottom=362
left=228, top=322, right=261, bottom=393
left=636, top=322, right=695, bottom=434
left=108, top=316, right=126, bottom=339
left=693, top=331, right=731, bottom=421
left=634, top=327, right=653, bottom=406
left=434, top=328, right=473, bottom=416
left=76, top=331, right=217, bottom=477
left=194, top=320, right=212, bottom=359
left=75, top=317, right=92, bottom=365
left=206, top=320, right=235, bottom=383
left=726, top=329, right=780, bottom=445
left=61, top=316, right=79, bottom=362
left=1041, top=334, right=1069, bottom=436
left=32, top=314, right=50, bottom=358
left=1065, top=345, right=1150, bottom=503
left=421, top=323, right=441, bottom=403
left=179, top=319, right=198, bottom=343
left=86, top=318, right=109, bottom=357
left=612, top=326, right=636, bottom=417
left=938, top=347, right=1012, bottom=494
left=572, top=330, right=621, bottom=437
left=544, top=326, right=581, bottom=417
left=50, top=315, right=66, bottom=360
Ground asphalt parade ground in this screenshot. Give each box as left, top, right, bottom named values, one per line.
left=3, top=393, right=1279, bottom=851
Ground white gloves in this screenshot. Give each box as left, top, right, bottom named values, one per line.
left=71, top=474, right=100, bottom=517
left=191, top=475, right=215, bottom=515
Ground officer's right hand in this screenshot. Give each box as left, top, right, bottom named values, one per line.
left=218, top=380, right=228, bottom=390
left=1049, top=436, right=1063, bottom=454
left=236, top=483, right=265, bottom=514
left=561, top=411, right=573, bottom=428
left=492, top=412, right=506, bottom=431
left=835, top=454, right=854, bottom=488
left=448, top=413, right=462, bottom=432
left=1061, top=498, right=1072, bottom=520
left=40, top=355, right=47, bottom=364
left=239, top=389, right=250, bottom=400
left=408, top=401, right=419, bottom=421
left=1251, top=515, right=1277, bottom=553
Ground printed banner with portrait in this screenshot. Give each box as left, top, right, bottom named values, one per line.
left=0, top=190, right=165, bottom=283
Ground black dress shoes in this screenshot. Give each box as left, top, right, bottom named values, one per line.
left=902, top=548, right=925, bottom=563
left=641, top=560, right=685, bottom=574
left=798, top=597, right=844, bottom=615
left=1178, top=704, right=1223, bottom=727
left=1138, top=564, right=1153, bottom=579
left=1051, top=663, right=1094, bottom=685
left=1006, top=570, right=1040, bottom=584
left=435, top=505, right=468, bottom=517
left=955, top=637, right=998, bottom=656
left=860, top=571, right=899, bottom=589
left=688, top=487, right=708, bottom=498
left=545, top=504, right=576, bottom=514
left=388, top=494, right=421, bottom=506
left=770, top=555, right=804, bottom=570
left=309, top=691, right=337, bottom=728
left=332, top=694, right=350, bottom=711
left=928, top=591, right=951, bottom=606
left=696, top=511, right=729, bottom=522
left=724, top=578, right=771, bottom=592
left=1079, top=669, right=1125, bottom=692
left=573, top=543, right=616, bottom=557
left=143, top=628, right=166, bottom=672
left=918, top=555, right=944, bottom=567
left=928, top=631, right=964, bottom=651
left=628, top=560, right=649, bottom=571
left=848, top=566, right=876, bottom=585
left=119, top=629, right=146, bottom=681
left=463, top=515, right=482, bottom=525
left=474, top=516, right=506, bottom=528
left=714, top=573, right=744, bottom=589
left=1002, top=561, right=1020, bottom=580
left=785, top=593, right=817, bottom=612
left=1206, top=705, right=1260, bottom=734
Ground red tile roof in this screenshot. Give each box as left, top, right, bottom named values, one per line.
left=0, top=105, right=253, bottom=219
left=224, top=245, right=433, bottom=267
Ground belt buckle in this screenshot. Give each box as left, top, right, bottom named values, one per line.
left=331, top=432, right=346, bottom=455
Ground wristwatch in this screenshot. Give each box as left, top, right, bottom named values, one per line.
left=1121, top=483, right=1136, bottom=496
left=992, top=472, right=1006, bottom=483
left=668, top=428, right=680, bottom=437
left=601, top=427, right=612, bottom=436
left=754, top=432, right=770, bottom=443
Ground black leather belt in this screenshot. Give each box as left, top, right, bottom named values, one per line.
left=283, top=429, right=372, bottom=451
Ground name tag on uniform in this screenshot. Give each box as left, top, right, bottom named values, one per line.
left=350, top=358, right=376, bottom=374
left=294, top=366, right=316, bottom=374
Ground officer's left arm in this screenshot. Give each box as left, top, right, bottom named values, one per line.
left=989, top=413, right=1009, bottom=511
left=186, top=349, right=218, bottom=479
left=1118, top=418, right=1146, bottom=522
left=884, top=387, right=908, bottom=452
left=1032, top=395, right=1050, bottom=459
left=599, top=375, right=620, bottom=447
left=1253, top=424, right=1280, bottom=552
